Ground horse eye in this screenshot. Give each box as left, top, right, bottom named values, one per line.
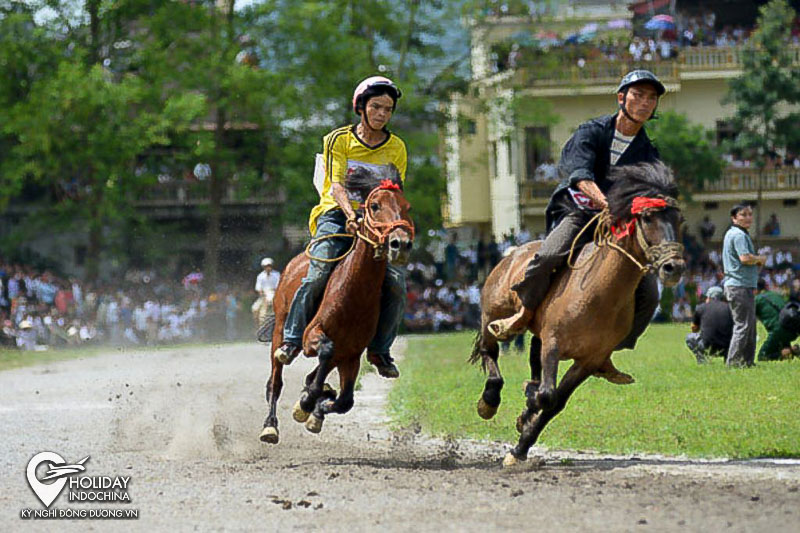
left=642, top=213, right=652, bottom=223
left=370, top=202, right=380, bottom=211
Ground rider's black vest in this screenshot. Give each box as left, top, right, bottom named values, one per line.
left=545, top=114, right=660, bottom=233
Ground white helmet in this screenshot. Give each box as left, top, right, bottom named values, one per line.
left=261, top=257, right=274, bottom=267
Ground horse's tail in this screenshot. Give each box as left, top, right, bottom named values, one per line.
left=257, top=314, right=276, bottom=344
left=468, top=330, right=486, bottom=371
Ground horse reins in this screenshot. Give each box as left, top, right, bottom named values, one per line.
left=567, top=196, right=682, bottom=274
left=305, top=182, right=414, bottom=263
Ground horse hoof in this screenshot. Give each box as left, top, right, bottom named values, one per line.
left=259, top=426, right=279, bottom=444
left=305, top=415, right=323, bottom=434
left=502, top=452, right=523, bottom=468
left=477, top=398, right=498, bottom=420
left=598, top=371, right=635, bottom=385
left=292, top=401, right=311, bottom=423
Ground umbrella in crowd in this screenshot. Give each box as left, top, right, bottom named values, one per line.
left=645, top=14, right=676, bottom=31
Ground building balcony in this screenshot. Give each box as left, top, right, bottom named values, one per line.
left=695, top=167, right=800, bottom=201
left=520, top=167, right=800, bottom=208
left=481, top=45, right=800, bottom=91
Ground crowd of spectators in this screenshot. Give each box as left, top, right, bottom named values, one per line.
left=488, top=7, right=800, bottom=75
left=0, top=260, right=248, bottom=351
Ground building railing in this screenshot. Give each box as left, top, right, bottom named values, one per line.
left=501, top=45, right=800, bottom=86
left=134, top=180, right=281, bottom=206
left=519, top=180, right=558, bottom=205
left=520, top=167, right=800, bottom=207
left=680, top=45, right=800, bottom=71
left=701, top=167, right=800, bottom=192
left=523, top=60, right=679, bottom=87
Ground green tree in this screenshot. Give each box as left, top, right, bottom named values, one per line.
left=647, top=110, right=724, bottom=196
left=724, top=0, right=800, bottom=238
left=4, top=62, right=203, bottom=280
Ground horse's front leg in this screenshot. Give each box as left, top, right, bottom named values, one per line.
left=505, top=361, right=593, bottom=466
left=298, top=329, right=335, bottom=433
left=311, top=357, right=359, bottom=428
left=516, top=336, right=543, bottom=433
left=477, top=331, right=503, bottom=420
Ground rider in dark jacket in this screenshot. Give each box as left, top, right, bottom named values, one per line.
left=491, top=70, right=665, bottom=350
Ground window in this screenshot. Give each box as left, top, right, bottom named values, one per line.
left=716, top=120, right=736, bottom=146
left=783, top=199, right=797, bottom=207
left=703, top=202, right=719, bottom=210
left=525, top=127, right=552, bottom=181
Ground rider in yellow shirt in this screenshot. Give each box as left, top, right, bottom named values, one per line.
left=275, top=76, right=407, bottom=378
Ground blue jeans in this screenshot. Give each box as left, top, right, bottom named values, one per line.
left=283, top=209, right=406, bottom=354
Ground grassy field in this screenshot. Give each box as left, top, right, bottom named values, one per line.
left=389, top=324, right=800, bottom=459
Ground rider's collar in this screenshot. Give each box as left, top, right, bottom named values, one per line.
left=732, top=223, right=750, bottom=235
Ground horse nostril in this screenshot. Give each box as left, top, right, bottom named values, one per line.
left=404, top=240, right=413, bottom=251
left=389, top=239, right=401, bottom=250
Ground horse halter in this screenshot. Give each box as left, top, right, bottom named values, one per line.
left=569, top=196, right=683, bottom=274
left=357, top=180, right=415, bottom=259
left=627, top=196, right=684, bottom=273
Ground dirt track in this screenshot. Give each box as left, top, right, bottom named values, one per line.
left=1, top=339, right=799, bottom=532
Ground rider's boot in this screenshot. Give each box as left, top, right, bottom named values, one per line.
left=488, top=254, right=551, bottom=339
left=367, top=352, right=400, bottom=378
left=274, top=341, right=302, bottom=365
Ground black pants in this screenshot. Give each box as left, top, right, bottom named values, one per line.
left=512, top=209, right=659, bottom=351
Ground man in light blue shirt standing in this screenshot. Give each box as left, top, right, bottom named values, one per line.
left=722, top=203, right=766, bottom=367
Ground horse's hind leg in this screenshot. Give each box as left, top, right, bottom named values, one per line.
left=260, top=356, right=285, bottom=444
left=477, top=331, right=503, bottom=420
left=516, top=336, right=543, bottom=433
left=505, top=362, right=592, bottom=466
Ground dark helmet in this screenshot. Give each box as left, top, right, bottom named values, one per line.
left=352, top=76, right=402, bottom=115
left=617, top=69, right=666, bottom=96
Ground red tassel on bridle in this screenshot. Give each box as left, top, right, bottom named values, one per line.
left=611, top=196, right=670, bottom=240
left=378, top=179, right=401, bottom=191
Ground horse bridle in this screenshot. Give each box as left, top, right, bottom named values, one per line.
left=627, top=196, right=684, bottom=273
left=357, top=182, right=415, bottom=259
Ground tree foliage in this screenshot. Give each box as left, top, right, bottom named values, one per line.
left=647, top=110, right=724, bottom=195
left=0, top=0, right=468, bottom=280
left=724, top=0, right=800, bottom=163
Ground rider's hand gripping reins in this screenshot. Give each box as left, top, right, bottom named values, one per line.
left=305, top=181, right=414, bottom=263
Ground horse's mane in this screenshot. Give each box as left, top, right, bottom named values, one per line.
left=606, top=161, right=678, bottom=222
left=345, top=164, right=403, bottom=201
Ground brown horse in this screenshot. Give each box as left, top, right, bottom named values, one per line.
left=470, top=162, right=686, bottom=466
left=259, top=178, right=414, bottom=444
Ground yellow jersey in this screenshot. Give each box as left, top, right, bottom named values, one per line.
left=308, top=125, right=407, bottom=235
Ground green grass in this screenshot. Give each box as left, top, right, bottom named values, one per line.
left=389, top=324, right=800, bottom=459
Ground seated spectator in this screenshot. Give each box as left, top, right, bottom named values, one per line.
left=763, top=213, right=781, bottom=236
left=755, top=278, right=799, bottom=361
left=685, top=286, right=733, bottom=363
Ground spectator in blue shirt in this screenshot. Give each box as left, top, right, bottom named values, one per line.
left=722, top=203, right=766, bottom=367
